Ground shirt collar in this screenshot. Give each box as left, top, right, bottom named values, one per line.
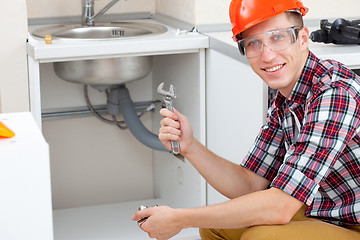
left=273, top=51, right=319, bottom=108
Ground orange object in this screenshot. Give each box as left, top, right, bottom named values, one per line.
left=0, top=121, right=15, bottom=138
left=229, top=0, right=308, bottom=41
left=44, top=34, right=53, bottom=44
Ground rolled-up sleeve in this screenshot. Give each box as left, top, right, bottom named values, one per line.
left=271, top=87, right=360, bottom=205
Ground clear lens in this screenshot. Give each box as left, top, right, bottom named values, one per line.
left=237, top=26, right=300, bottom=57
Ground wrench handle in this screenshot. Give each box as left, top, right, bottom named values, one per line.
left=164, top=99, right=180, bottom=154
left=171, top=140, right=181, bottom=154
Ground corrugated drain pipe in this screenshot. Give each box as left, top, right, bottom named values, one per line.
left=106, top=84, right=167, bottom=151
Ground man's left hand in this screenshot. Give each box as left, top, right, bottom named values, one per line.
left=132, top=205, right=182, bottom=240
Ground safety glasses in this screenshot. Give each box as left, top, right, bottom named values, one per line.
left=237, top=26, right=301, bottom=57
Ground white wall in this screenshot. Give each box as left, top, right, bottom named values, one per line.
left=302, top=0, right=360, bottom=20
left=0, top=1, right=29, bottom=113
left=195, top=0, right=231, bottom=25
left=26, top=0, right=155, bottom=19
left=26, top=0, right=360, bottom=25
left=156, top=0, right=195, bottom=23
left=193, top=0, right=360, bottom=25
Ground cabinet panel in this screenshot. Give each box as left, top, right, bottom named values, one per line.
left=206, top=49, right=266, bottom=205
left=152, top=51, right=207, bottom=209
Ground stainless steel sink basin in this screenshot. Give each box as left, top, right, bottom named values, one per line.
left=53, top=56, right=153, bottom=86
left=31, top=22, right=167, bottom=40
left=31, top=22, right=168, bottom=86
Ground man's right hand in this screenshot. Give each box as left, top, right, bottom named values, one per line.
left=159, top=108, right=194, bottom=156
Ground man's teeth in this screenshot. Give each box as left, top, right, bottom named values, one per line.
left=265, top=64, right=283, bottom=72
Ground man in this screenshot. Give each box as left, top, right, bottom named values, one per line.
left=132, top=0, right=360, bottom=239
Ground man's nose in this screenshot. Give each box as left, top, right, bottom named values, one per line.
left=260, top=43, right=276, bottom=61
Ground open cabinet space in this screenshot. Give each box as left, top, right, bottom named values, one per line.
left=38, top=52, right=206, bottom=239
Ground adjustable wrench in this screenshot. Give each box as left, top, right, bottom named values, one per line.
left=137, top=205, right=148, bottom=226
left=157, top=82, right=181, bottom=155
left=137, top=205, right=158, bottom=227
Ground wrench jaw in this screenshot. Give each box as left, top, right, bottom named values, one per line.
left=157, top=82, right=175, bottom=97
left=169, top=85, right=176, bottom=99
left=157, top=82, right=176, bottom=100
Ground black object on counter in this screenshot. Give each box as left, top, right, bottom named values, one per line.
left=310, top=18, right=360, bottom=44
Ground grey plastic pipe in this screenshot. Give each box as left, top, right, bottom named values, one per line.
left=107, top=85, right=167, bottom=151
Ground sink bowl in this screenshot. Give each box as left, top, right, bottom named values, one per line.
left=31, top=22, right=168, bottom=86
left=53, top=56, right=153, bottom=86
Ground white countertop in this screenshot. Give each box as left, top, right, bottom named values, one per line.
left=206, top=26, right=360, bottom=68
left=29, top=19, right=360, bottom=68
left=27, top=20, right=209, bottom=63
left=0, top=112, right=53, bottom=240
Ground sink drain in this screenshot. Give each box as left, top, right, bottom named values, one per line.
left=111, top=29, right=125, bottom=37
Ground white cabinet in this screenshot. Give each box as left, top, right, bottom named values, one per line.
left=0, top=112, right=53, bottom=240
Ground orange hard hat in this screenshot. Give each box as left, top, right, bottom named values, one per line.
left=229, top=0, right=308, bottom=41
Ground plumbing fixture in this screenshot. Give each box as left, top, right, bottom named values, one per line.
left=106, top=84, right=167, bottom=151
left=53, top=56, right=153, bottom=86
left=44, top=34, right=52, bottom=44
left=189, top=26, right=200, bottom=34
left=82, top=0, right=120, bottom=26
left=32, top=22, right=168, bottom=41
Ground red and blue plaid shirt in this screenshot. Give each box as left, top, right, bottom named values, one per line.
left=242, top=51, right=360, bottom=226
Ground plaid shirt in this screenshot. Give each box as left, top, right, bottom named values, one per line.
left=242, top=51, right=360, bottom=226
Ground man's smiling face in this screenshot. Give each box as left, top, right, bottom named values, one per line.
left=241, top=13, right=309, bottom=98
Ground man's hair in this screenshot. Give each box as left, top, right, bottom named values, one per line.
left=285, top=11, right=304, bottom=28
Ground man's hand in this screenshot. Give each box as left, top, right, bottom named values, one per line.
left=132, top=205, right=183, bottom=240
left=159, top=108, right=194, bottom=156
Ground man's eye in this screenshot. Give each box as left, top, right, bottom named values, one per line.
left=272, top=34, right=284, bottom=40
left=247, top=40, right=260, bottom=47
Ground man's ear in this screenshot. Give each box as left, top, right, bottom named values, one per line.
left=299, top=27, right=310, bottom=50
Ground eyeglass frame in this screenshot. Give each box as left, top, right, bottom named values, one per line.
left=236, top=26, right=301, bottom=57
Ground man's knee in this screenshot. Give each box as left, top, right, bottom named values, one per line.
left=199, top=228, right=210, bottom=239
left=199, top=228, right=225, bottom=240
left=241, top=225, right=281, bottom=240
left=241, top=223, right=311, bottom=240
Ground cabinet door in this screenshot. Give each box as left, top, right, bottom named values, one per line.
left=206, top=49, right=266, bottom=205
left=0, top=1, right=29, bottom=112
